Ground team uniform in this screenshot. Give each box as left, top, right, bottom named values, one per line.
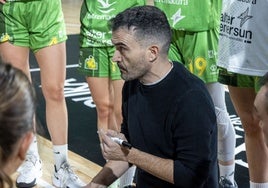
left=217, top=0, right=268, bottom=91
left=0, top=0, right=67, bottom=52
left=155, top=0, right=222, bottom=83
left=78, top=0, right=145, bottom=79
left=121, top=62, right=218, bottom=188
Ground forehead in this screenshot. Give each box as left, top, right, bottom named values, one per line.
left=111, top=27, right=137, bottom=45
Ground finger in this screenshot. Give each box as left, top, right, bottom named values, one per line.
left=100, top=143, right=108, bottom=160
left=100, top=131, right=111, bottom=144
left=98, top=129, right=109, bottom=143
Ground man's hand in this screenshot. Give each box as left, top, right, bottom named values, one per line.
left=0, top=0, right=6, bottom=4
left=99, top=129, right=129, bottom=161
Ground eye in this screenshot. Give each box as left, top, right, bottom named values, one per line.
left=119, top=46, right=126, bottom=51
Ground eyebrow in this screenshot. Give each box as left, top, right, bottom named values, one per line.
left=112, top=41, right=127, bottom=47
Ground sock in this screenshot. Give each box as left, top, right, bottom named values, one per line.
left=27, top=135, right=40, bottom=158
left=119, top=165, right=136, bottom=187
left=250, top=181, right=268, bottom=188
left=53, top=144, right=68, bottom=170
left=219, top=163, right=235, bottom=185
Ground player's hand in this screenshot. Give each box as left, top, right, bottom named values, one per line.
left=0, top=0, right=6, bottom=4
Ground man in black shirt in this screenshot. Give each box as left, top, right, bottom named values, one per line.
left=85, top=5, right=218, bottom=188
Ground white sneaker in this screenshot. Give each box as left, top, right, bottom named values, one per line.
left=16, top=154, right=42, bottom=187
left=52, top=162, right=86, bottom=188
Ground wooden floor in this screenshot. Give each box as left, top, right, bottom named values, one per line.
left=12, top=1, right=102, bottom=187
left=12, top=136, right=101, bottom=187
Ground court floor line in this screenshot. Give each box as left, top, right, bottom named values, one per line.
left=30, top=64, right=78, bottom=72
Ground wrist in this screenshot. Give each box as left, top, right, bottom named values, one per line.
left=126, top=147, right=136, bottom=165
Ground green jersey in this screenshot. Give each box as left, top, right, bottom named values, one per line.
left=155, top=0, right=222, bottom=31
left=80, top=0, right=145, bottom=47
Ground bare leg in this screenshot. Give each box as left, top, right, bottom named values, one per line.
left=35, top=42, right=67, bottom=145
left=111, top=79, right=124, bottom=129
left=86, top=77, right=124, bottom=134
left=0, top=42, right=30, bottom=77
left=229, top=86, right=268, bottom=182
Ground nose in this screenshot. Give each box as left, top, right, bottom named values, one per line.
left=112, top=50, right=121, bottom=63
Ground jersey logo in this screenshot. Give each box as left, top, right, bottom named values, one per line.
left=238, top=7, right=253, bottom=27
left=85, top=55, right=98, bottom=70
left=97, top=0, right=116, bottom=14
left=0, top=33, right=11, bottom=42
left=171, top=8, right=185, bottom=27
left=49, top=37, right=58, bottom=46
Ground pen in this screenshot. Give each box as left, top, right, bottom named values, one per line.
left=110, top=137, right=132, bottom=149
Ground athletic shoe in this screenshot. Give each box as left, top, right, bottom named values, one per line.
left=52, top=161, right=86, bottom=187
left=16, top=154, right=42, bottom=188
left=219, top=176, right=238, bottom=188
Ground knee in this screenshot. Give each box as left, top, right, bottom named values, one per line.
left=42, top=84, right=65, bottom=102
left=215, top=107, right=235, bottom=140
left=96, top=101, right=114, bottom=119
left=240, top=115, right=261, bottom=136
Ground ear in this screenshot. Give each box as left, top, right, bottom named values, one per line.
left=147, top=45, right=159, bottom=63
left=18, top=132, right=34, bottom=160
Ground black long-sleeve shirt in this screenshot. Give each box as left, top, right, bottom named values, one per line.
left=121, top=62, right=218, bottom=188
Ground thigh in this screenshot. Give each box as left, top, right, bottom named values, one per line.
left=228, top=86, right=258, bottom=133
left=35, top=42, right=66, bottom=95
left=86, top=77, right=112, bottom=108
left=0, top=42, right=30, bottom=78
left=111, top=79, right=124, bottom=107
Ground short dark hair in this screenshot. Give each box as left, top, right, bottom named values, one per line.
left=111, top=5, right=172, bottom=54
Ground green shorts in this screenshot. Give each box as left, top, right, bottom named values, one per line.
left=0, top=0, right=67, bottom=52
left=78, top=47, right=121, bottom=80
left=218, top=68, right=261, bottom=92
left=169, top=28, right=219, bottom=83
